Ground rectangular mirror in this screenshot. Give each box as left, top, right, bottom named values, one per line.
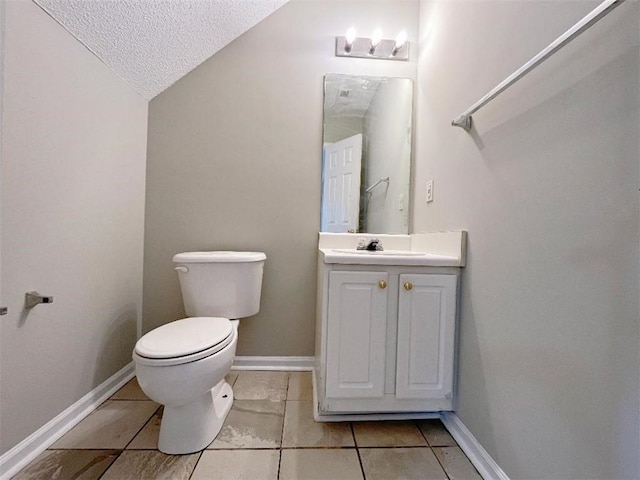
left=321, top=74, right=413, bottom=234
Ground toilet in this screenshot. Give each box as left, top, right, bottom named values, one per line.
left=132, top=251, right=266, bottom=454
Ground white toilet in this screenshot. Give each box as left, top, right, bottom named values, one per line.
left=132, top=251, right=266, bottom=454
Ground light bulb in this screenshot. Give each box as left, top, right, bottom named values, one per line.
left=392, top=30, right=408, bottom=56
left=369, top=28, right=383, bottom=54
left=345, top=27, right=356, bottom=53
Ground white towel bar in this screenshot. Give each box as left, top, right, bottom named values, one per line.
left=451, top=0, right=626, bottom=131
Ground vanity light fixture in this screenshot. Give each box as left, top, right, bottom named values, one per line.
left=336, top=28, right=409, bottom=61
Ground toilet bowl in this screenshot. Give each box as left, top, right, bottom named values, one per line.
left=133, top=251, right=265, bottom=454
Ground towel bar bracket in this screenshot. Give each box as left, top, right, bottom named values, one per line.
left=451, top=116, right=472, bottom=131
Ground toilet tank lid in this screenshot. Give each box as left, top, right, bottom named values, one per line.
left=173, top=251, right=266, bottom=263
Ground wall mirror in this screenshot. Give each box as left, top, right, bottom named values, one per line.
left=321, top=74, right=413, bottom=234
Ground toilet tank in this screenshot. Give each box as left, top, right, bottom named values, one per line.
left=172, top=251, right=266, bottom=319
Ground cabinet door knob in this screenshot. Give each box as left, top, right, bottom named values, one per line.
left=403, top=281, right=413, bottom=291
left=378, top=280, right=387, bottom=289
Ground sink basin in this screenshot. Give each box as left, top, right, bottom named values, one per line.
left=332, top=249, right=427, bottom=257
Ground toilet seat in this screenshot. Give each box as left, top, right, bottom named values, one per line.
left=133, top=317, right=234, bottom=367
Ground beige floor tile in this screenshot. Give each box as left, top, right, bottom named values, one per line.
left=226, top=371, right=240, bottom=387
left=13, top=449, right=119, bottom=480
left=282, top=401, right=354, bottom=447
left=209, top=399, right=284, bottom=449
left=360, top=447, right=448, bottom=480
left=353, top=420, right=427, bottom=447
left=279, top=448, right=363, bottom=480
left=51, top=400, right=158, bottom=449
left=417, top=419, right=457, bottom=446
left=101, top=450, right=199, bottom=480
left=191, top=449, right=279, bottom=480
left=127, top=406, right=163, bottom=449
left=433, top=446, right=482, bottom=480
left=287, top=371, right=313, bottom=400
left=110, top=377, right=149, bottom=400
left=233, top=371, right=289, bottom=400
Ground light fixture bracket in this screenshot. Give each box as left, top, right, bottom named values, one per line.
left=335, top=36, right=409, bottom=61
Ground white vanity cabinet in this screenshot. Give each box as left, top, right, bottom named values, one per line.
left=316, top=262, right=459, bottom=417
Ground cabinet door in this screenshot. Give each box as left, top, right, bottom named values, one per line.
left=326, top=271, right=388, bottom=399
left=396, top=274, right=457, bottom=400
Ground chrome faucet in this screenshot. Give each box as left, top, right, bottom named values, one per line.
left=357, top=238, right=383, bottom=251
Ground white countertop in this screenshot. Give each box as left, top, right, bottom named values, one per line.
left=318, top=231, right=467, bottom=267
left=319, top=248, right=461, bottom=267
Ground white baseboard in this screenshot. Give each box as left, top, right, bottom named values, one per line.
left=441, top=412, right=510, bottom=480
left=0, top=362, right=135, bottom=480
left=232, top=356, right=314, bottom=371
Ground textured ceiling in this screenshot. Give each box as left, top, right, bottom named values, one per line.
left=34, top=0, right=290, bottom=99
left=324, top=75, right=382, bottom=119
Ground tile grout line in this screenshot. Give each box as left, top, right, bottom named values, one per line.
left=187, top=451, right=204, bottom=480
left=351, top=422, right=367, bottom=480
left=277, top=372, right=290, bottom=479
left=416, top=419, right=431, bottom=447
left=95, top=450, right=124, bottom=480
left=431, top=446, right=453, bottom=480
left=416, top=420, right=453, bottom=480
left=122, top=404, right=162, bottom=451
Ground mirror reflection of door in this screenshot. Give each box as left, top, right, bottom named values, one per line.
left=321, top=134, right=362, bottom=232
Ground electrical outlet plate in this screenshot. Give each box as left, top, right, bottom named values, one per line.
left=426, top=180, right=434, bottom=203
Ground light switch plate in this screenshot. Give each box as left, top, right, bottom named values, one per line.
left=426, top=180, right=434, bottom=203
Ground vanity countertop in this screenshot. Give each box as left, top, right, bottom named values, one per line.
left=319, top=248, right=460, bottom=267
left=318, top=231, right=467, bottom=267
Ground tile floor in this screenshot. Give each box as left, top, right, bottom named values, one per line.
left=14, top=371, right=482, bottom=480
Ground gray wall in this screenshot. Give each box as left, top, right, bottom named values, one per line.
left=0, top=1, right=148, bottom=454
left=144, top=0, right=419, bottom=355
left=414, top=1, right=639, bottom=478
left=364, top=80, right=412, bottom=233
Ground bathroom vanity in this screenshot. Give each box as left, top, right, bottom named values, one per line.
left=314, top=232, right=466, bottom=420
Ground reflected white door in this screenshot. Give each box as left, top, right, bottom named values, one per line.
left=321, top=134, right=362, bottom=232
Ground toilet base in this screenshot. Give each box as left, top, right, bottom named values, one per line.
left=157, top=379, right=233, bottom=454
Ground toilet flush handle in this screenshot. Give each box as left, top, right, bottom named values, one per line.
left=174, top=266, right=189, bottom=273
